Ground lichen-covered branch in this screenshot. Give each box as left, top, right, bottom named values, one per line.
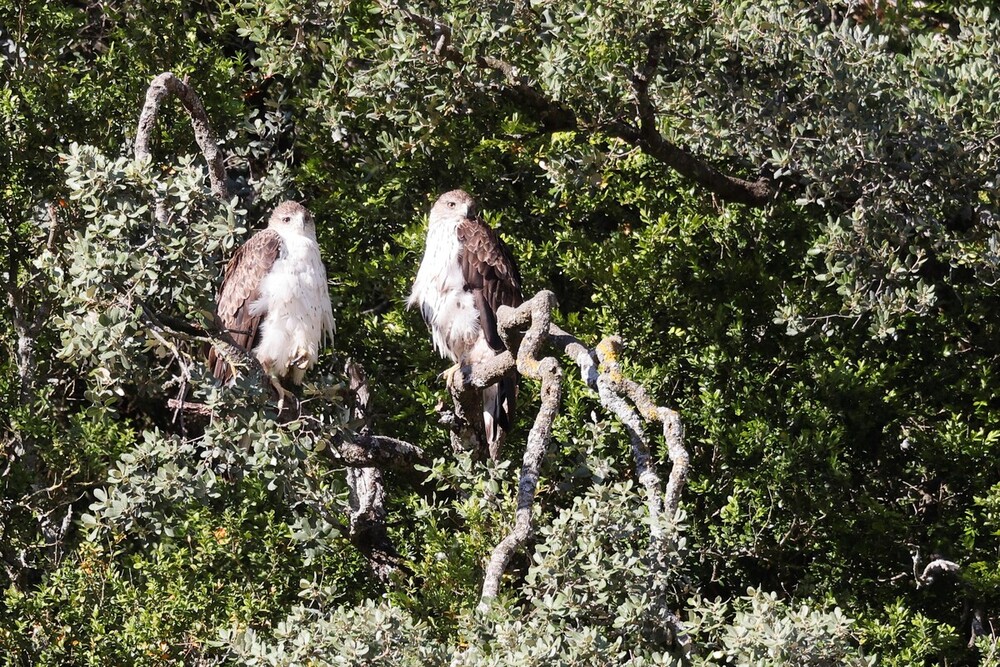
left=596, top=337, right=688, bottom=528
left=447, top=290, right=688, bottom=607
left=134, top=72, right=229, bottom=211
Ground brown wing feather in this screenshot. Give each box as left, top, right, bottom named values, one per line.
left=457, top=217, right=523, bottom=352
left=458, top=217, right=523, bottom=455
left=207, top=229, right=283, bottom=382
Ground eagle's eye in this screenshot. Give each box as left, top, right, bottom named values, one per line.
left=447, top=201, right=455, bottom=208
left=283, top=216, right=291, bottom=223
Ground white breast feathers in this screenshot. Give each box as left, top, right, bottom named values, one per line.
left=408, top=220, right=482, bottom=363
left=251, top=228, right=335, bottom=384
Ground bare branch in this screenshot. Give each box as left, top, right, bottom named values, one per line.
left=344, top=359, right=410, bottom=582
left=164, top=396, right=426, bottom=471
left=471, top=292, right=563, bottom=605
left=134, top=72, right=229, bottom=205
left=330, top=434, right=426, bottom=471
left=608, top=31, right=775, bottom=206
left=595, top=336, right=688, bottom=524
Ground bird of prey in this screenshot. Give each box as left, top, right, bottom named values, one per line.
left=208, top=200, right=334, bottom=406
left=408, top=189, right=523, bottom=457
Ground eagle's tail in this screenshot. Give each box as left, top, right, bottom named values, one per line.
left=483, top=373, right=517, bottom=460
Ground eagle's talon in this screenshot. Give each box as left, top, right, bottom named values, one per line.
left=440, top=363, right=462, bottom=389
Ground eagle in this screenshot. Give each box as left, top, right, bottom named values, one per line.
left=207, top=200, right=335, bottom=406
left=408, top=189, right=523, bottom=458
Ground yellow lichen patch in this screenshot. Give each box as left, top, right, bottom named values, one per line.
left=519, top=356, right=542, bottom=377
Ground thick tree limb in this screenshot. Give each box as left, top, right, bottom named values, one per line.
left=447, top=291, right=688, bottom=609
left=134, top=72, right=229, bottom=215
left=610, top=30, right=775, bottom=207
left=394, top=6, right=774, bottom=206
left=344, top=360, right=410, bottom=582
left=330, top=433, right=426, bottom=471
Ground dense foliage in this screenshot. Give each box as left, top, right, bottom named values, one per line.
left=3, top=0, right=1000, bottom=664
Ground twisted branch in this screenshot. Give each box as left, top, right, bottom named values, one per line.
left=134, top=72, right=229, bottom=222
left=446, top=290, right=688, bottom=607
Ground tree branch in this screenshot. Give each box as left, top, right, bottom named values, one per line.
left=343, top=360, right=410, bottom=582
left=611, top=30, right=775, bottom=206
left=134, top=72, right=229, bottom=213
left=446, top=291, right=688, bottom=610
left=395, top=7, right=774, bottom=206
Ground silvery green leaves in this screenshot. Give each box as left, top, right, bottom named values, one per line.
left=41, top=143, right=245, bottom=398
left=81, top=413, right=350, bottom=562
left=686, top=589, right=874, bottom=667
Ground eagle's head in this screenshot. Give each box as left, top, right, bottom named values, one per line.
left=430, top=189, right=477, bottom=225
left=268, top=200, right=315, bottom=236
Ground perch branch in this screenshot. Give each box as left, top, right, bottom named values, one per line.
left=134, top=72, right=229, bottom=221
left=473, top=292, right=563, bottom=605
left=446, top=291, right=688, bottom=609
